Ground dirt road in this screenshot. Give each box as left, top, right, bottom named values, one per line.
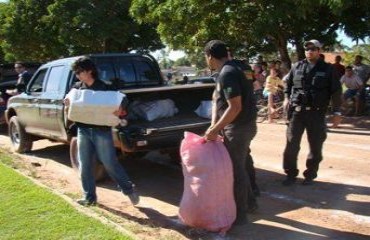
left=0, top=116, right=369, bottom=240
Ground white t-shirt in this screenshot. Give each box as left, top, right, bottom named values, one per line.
left=340, top=74, right=363, bottom=90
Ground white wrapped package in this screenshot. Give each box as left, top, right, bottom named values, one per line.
left=195, top=101, right=212, bottom=119
left=131, top=99, right=178, bottom=121
left=66, top=88, right=125, bottom=126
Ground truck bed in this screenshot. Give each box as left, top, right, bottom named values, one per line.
left=129, top=112, right=210, bottom=131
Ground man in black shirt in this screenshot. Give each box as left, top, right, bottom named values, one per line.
left=6, top=62, right=32, bottom=95
left=282, top=40, right=342, bottom=186
left=64, top=57, right=139, bottom=206
left=204, top=40, right=258, bottom=225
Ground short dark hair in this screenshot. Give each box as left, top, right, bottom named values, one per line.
left=345, top=66, right=353, bottom=70
left=355, top=55, right=363, bottom=61
left=204, top=40, right=228, bottom=59
left=14, top=61, right=26, bottom=68
left=72, top=57, right=98, bottom=79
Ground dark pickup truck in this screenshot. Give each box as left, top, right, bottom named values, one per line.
left=5, top=53, right=214, bottom=165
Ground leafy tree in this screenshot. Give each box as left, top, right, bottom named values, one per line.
left=45, top=0, right=163, bottom=54
left=130, top=0, right=369, bottom=68
left=0, top=0, right=57, bottom=62
left=343, top=43, right=370, bottom=66
left=173, top=56, right=191, bottom=67
left=0, top=0, right=163, bottom=62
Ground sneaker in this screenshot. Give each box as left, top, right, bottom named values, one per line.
left=77, top=199, right=96, bottom=206
left=127, top=192, right=140, bottom=205
left=282, top=177, right=297, bottom=186
left=302, top=178, right=314, bottom=185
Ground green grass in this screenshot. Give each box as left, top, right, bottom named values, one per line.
left=0, top=154, right=132, bottom=240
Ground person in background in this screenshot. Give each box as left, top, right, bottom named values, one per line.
left=263, top=65, right=284, bottom=123
left=319, top=53, right=325, bottom=62
left=6, top=62, right=32, bottom=95
left=332, top=55, right=345, bottom=77
left=253, top=64, right=265, bottom=103
left=282, top=39, right=342, bottom=186
left=275, top=59, right=284, bottom=78
left=353, top=55, right=370, bottom=115
left=182, top=75, right=189, bottom=84
left=204, top=40, right=258, bottom=226
left=340, top=66, right=364, bottom=117
left=64, top=57, right=139, bottom=206
left=261, top=61, right=268, bottom=79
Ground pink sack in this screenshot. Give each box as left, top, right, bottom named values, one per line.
left=179, top=131, right=236, bottom=234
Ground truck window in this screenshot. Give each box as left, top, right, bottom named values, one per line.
left=28, top=69, right=47, bottom=93
left=45, top=65, right=66, bottom=93
left=117, top=61, right=135, bottom=85
left=134, top=60, right=159, bottom=85
left=97, top=63, right=115, bottom=83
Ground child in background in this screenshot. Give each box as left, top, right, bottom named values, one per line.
left=263, top=65, right=284, bottom=123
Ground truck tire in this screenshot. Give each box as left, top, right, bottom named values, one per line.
left=8, top=116, right=33, bottom=153
left=69, top=137, right=107, bottom=182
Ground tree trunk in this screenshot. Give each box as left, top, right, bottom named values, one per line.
left=294, top=38, right=305, bottom=61
left=276, top=34, right=291, bottom=70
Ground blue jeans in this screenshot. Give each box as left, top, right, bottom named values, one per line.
left=77, top=127, right=134, bottom=202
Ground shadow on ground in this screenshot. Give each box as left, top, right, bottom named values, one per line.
left=1, top=125, right=369, bottom=239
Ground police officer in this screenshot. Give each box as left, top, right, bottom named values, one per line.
left=282, top=40, right=342, bottom=186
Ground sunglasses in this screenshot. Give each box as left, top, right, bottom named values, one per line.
left=304, top=47, right=318, bottom=52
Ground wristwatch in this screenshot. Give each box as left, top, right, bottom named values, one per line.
left=333, top=112, right=342, bottom=116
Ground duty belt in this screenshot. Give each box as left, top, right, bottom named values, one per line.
left=294, top=106, right=320, bottom=112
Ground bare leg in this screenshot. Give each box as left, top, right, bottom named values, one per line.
left=268, top=93, right=275, bottom=123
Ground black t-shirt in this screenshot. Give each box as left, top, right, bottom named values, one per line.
left=16, top=71, right=32, bottom=92
left=214, top=61, right=257, bottom=128
left=233, top=59, right=255, bottom=81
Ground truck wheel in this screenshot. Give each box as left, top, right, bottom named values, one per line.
left=69, top=137, right=107, bottom=182
left=8, top=116, right=33, bottom=153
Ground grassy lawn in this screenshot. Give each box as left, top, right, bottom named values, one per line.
left=0, top=153, right=132, bottom=240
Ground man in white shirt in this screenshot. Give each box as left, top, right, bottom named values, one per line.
left=340, top=66, right=363, bottom=115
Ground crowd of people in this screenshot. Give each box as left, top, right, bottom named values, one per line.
left=248, top=51, right=369, bottom=126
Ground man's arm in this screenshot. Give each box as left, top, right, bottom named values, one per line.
left=205, top=96, right=241, bottom=141
left=211, top=90, right=218, bottom=127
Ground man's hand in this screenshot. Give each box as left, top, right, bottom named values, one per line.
left=204, top=127, right=219, bottom=141
left=113, top=106, right=127, bottom=117
left=63, top=98, right=70, bottom=107
left=6, top=89, right=18, bottom=96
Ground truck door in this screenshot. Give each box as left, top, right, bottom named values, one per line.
left=38, top=65, right=67, bottom=139
left=19, top=68, right=48, bottom=134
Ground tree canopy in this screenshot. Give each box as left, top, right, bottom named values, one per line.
left=130, top=0, right=369, bottom=67
left=0, top=0, right=163, bottom=62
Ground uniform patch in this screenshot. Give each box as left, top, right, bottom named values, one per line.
left=225, top=87, right=233, bottom=94
left=245, top=71, right=254, bottom=81
left=315, top=72, right=326, bottom=77
left=295, top=70, right=304, bottom=75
